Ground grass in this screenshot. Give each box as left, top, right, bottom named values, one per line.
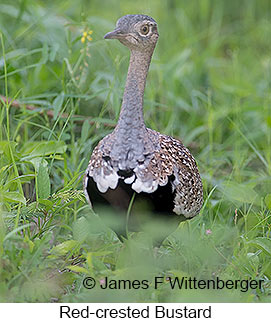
left=0, top=0, right=271, bottom=302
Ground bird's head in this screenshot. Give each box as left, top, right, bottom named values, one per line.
left=104, top=14, right=159, bottom=51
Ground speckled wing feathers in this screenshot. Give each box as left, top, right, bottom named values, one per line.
left=157, top=134, right=203, bottom=217
left=84, top=129, right=203, bottom=218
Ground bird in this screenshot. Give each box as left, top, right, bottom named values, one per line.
left=84, top=14, right=203, bottom=242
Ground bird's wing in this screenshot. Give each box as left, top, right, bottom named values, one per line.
left=85, top=132, right=203, bottom=217
left=85, top=139, right=119, bottom=195
left=156, top=133, right=203, bottom=217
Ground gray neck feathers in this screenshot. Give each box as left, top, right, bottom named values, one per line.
left=111, top=48, right=154, bottom=169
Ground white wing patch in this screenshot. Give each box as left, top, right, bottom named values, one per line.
left=88, top=160, right=162, bottom=195
left=131, top=177, right=158, bottom=193
left=124, top=174, right=135, bottom=184
left=90, top=163, right=119, bottom=193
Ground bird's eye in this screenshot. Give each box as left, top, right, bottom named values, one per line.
left=140, top=25, right=150, bottom=35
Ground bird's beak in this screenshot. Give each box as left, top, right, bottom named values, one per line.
left=104, top=28, right=125, bottom=40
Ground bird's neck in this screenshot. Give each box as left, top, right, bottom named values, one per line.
left=110, top=48, right=155, bottom=168
left=115, top=49, right=152, bottom=134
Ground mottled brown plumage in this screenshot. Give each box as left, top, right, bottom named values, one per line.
left=84, top=14, right=203, bottom=239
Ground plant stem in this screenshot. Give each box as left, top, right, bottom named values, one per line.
left=126, top=192, right=136, bottom=238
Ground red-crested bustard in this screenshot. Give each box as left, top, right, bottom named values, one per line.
left=84, top=14, right=203, bottom=241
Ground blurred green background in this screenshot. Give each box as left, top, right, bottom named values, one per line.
left=0, top=0, right=271, bottom=302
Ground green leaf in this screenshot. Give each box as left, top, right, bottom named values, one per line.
left=4, top=223, right=31, bottom=242
left=24, top=235, right=35, bottom=253
left=219, top=182, right=260, bottom=205
left=247, top=252, right=259, bottom=270
left=49, top=43, right=59, bottom=62
left=0, top=141, right=17, bottom=161
left=30, top=157, right=47, bottom=169
left=50, top=240, right=78, bottom=256
left=248, top=237, right=271, bottom=257
left=38, top=199, right=54, bottom=207
left=37, top=162, right=50, bottom=199
left=72, top=216, right=106, bottom=242
left=266, top=116, right=271, bottom=128
left=265, top=194, right=271, bottom=210
left=29, top=158, right=50, bottom=200
left=40, top=42, right=48, bottom=64
left=2, top=191, right=26, bottom=205
left=81, top=119, right=90, bottom=143
left=22, top=141, right=67, bottom=158
left=53, top=92, right=64, bottom=120
left=0, top=165, right=9, bottom=173
left=72, top=217, right=90, bottom=243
